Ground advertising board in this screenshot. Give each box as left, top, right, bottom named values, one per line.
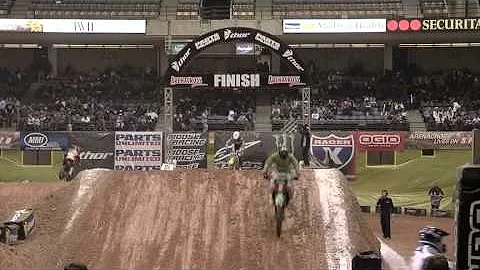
left=0, top=19, right=146, bottom=33
left=114, top=132, right=163, bottom=171
left=283, top=19, right=387, bottom=33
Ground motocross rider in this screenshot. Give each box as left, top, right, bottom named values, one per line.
left=226, top=131, right=244, bottom=154
left=411, top=226, right=450, bottom=270
left=63, top=145, right=81, bottom=167
left=263, top=146, right=300, bottom=207
left=225, top=131, right=244, bottom=167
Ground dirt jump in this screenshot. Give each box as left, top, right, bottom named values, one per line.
left=0, top=168, right=379, bottom=269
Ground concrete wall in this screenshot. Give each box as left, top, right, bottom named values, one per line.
left=57, top=48, right=155, bottom=73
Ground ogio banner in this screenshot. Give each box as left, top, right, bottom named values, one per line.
left=67, top=132, right=114, bottom=170
left=166, top=133, right=207, bottom=168
left=213, top=131, right=302, bottom=170
left=0, top=131, right=20, bottom=149
left=114, top=132, right=163, bottom=171
left=354, top=131, right=406, bottom=152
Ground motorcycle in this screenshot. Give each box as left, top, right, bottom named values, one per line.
left=266, top=173, right=292, bottom=237
left=59, top=159, right=76, bottom=182
left=227, top=150, right=241, bottom=170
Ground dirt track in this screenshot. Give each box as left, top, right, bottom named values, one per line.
left=0, top=169, right=378, bottom=269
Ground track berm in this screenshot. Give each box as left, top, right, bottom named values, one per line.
left=0, top=168, right=379, bottom=269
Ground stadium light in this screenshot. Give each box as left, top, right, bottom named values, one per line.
left=289, top=82, right=306, bottom=87
left=191, top=83, right=209, bottom=88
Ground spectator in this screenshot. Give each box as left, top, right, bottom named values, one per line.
left=376, top=190, right=394, bottom=240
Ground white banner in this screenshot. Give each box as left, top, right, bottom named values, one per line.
left=0, top=19, right=146, bottom=33
left=283, top=19, right=386, bottom=33
left=114, top=132, right=163, bottom=171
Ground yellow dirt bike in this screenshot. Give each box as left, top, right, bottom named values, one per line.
left=227, top=150, right=241, bottom=170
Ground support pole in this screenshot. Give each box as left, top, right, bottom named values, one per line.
left=164, top=87, right=173, bottom=163
left=302, top=87, right=311, bottom=128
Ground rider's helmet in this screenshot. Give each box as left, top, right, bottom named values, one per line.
left=279, top=146, right=289, bottom=159
left=232, top=131, right=240, bottom=140
left=418, top=226, right=449, bottom=253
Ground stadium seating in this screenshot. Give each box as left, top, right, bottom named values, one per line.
left=420, top=0, right=448, bottom=18
left=232, top=0, right=255, bottom=20
left=176, top=0, right=199, bottom=20
left=0, top=0, right=14, bottom=16
left=272, top=119, right=409, bottom=131
left=29, top=0, right=161, bottom=19
left=271, top=0, right=403, bottom=19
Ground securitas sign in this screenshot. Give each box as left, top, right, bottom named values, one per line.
left=283, top=19, right=386, bottom=33
left=387, top=18, right=480, bottom=32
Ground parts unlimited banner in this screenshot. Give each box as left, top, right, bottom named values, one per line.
left=114, top=132, right=163, bottom=171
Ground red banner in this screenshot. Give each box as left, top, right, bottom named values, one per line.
left=0, top=131, right=20, bottom=149
left=354, top=131, right=405, bottom=152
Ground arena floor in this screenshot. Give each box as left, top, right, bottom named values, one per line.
left=0, top=170, right=453, bottom=269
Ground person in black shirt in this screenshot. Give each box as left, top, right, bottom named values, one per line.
left=300, top=124, right=311, bottom=166
left=376, top=190, right=394, bottom=239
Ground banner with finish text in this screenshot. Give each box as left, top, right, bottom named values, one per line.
left=114, top=132, right=163, bottom=171
left=166, top=132, right=207, bottom=168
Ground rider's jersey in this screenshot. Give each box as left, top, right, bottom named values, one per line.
left=264, top=152, right=299, bottom=174
left=226, top=138, right=243, bottom=152
left=411, top=244, right=444, bottom=270
left=66, top=148, right=79, bottom=162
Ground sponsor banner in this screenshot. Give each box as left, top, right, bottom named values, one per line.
left=236, top=43, right=255, bottom=55
left=169, top=74, right=304, bottom=87
left=354, top=131, right=405, bottom=152
left=169, top=27, right=305, bottom=74
left=170, top=75, right=204, bottom=86
left=0, top=19, right=146, bottom=33
left=114, top=132, right=163, bottom=171
left=20, top=132, right=69, bottom=150
left=310, top=132, right=356, bottom=177
left=166, top=133, right=207, bottom=169
left=66, top=132, right=114, bottom=170
left=407, top=131, right=472, bottom=149
left=387, top=18, right=480, bottom=32
left=0, top=131, right=20, bottom=149
left=213, top=131, right=302, bottom=170
left=455, top=164, right=480, bottom=270
left=267, top=75, right=301, bottom=85
left=283, top=19, right=387, bottom=33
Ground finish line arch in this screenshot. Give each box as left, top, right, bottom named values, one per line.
left=166, top=27, right=306, bottom=78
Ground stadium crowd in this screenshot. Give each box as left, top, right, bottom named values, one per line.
left=19, top=67, right=161, bottom=132
left=2, top=61, right=480, bottom=132
left=271, top=68, right=409, bottom=126
left=173, top=89, right=256, bottom=132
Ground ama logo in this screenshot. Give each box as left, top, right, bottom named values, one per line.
left=310, top=134, right=355, bottom=170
